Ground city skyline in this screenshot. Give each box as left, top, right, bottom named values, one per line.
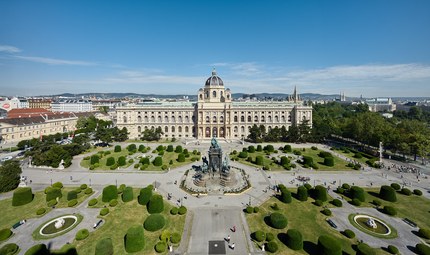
left=1, top=1, right=430, bottom=97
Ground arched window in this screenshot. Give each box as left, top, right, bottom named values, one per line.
left=220, top=116, right=224, bottom=123
left=234, top=126, right=238, bottom=133
left=220, top=127, right=225, bottom=137
left=172, top=116, right=175, bottom=123
left=213, top=91, right=216, bottom=98
left=150, top=116, right=154, bottom=122
left=213, top=116, right=217, bottom=123
left=227, top=94, right=230, bottom=99
left=123, top=116, right=127, bottom=123
left=288, top=115, right=291, bottom=122
left=241, top=126, right=245, bottom=132
left=138, top=126, right=141, bottom=132
left=137, top=116, right=142, bottom=122
left=234, top=116, right=238, bottom=122
left=205, top=127, right=211, bottom=137
left=165, top=126, right=168, bottom=133
left=261, top=116, right=265, bottom=122
left=158, top=116, right=161, bottom=122
left=185, top=126, right=189, bottom=132
left=144, top=116, right=148, bottom=122
left=268, top=116, right=272, bottom=122
left=164, top=116, right=168, bottom=123
left=247, top=116, right=251, bottom=122
left=213, top=127, right=218, bottom=137
left=241, top=116, right=245, bottom=122
left=178, top=116, right=182, bottom=123
left=254, top=116, right=258, bottom=122
left=206, top=91, right=209, bottom=98
left=185, top=116, right=189, bottom=122
left=172, top=126, right=175, bottom=132
left=178, top=126, right=182, bottom=132
left=199, top=94, right=203, bottom=100
left=206, top=116, right=210, bottom=123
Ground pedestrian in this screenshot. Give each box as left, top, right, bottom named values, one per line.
left=230, top=243, right=235, bottom=250
left=232, top=225, right=236, bottom=232
left=226, top=235, right=230, bottom=243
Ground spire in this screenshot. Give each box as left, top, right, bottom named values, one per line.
left=212, top=68, right=217, bottom=76
left=293, top=86, right=298, bottom=102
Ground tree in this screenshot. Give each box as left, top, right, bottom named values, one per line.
left=0, top=160, right=22, bottom=193
left=141, top=127, right=163, bottom=141
left=112, top=127, right=129, bottom=142
left=95, top=126, right=113, bottom=144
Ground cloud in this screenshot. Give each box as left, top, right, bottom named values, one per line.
left=210, top=62, right=265, bottom=76
left=14, top=55, right=96, bottom=66
left=0, top=45, right=21, bottom=53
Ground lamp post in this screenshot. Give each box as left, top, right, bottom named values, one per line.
left=89, top=178, right=92, bottom=187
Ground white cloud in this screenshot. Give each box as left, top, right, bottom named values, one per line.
left=0, top=45, right=21, bottom=53
left=14, top=55, right=96, bottom=66
left=210, top=62, right=265, bottom=76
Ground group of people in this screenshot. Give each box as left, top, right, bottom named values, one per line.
left=226, top=226, right=236, bottom=250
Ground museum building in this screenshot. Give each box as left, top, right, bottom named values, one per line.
left=116, top=70, right=312, bottom=140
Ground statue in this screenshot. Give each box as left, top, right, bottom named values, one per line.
left=366, top=218, right=377, bottom=229
left=54, top=218, right=65, bottom=229
left=208, top=137, right=222, bottom=173
left=211, top=137, right=220, bottom=149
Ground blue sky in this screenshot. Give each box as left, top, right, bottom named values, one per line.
left=1, top=0, right=430, bottom=97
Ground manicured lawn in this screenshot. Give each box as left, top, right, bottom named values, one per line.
left=80, top=149, right=133, bottom=170
left=74, top=189, right=186, bottom=255
left=300, top=148, right=352, bottom=171
left=333, top=148, right=373, bottom=165
left=231, top=151, right=286, bottom=171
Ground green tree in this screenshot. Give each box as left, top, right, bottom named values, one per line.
left=141, top=127, right=163, bottom=141
left=0, top=160, right=22, bottom=193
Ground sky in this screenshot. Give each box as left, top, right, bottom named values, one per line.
left=1, top=0, right=430, bottom=97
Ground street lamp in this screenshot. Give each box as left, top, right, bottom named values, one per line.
left=89, top=178, right=91, bottom=187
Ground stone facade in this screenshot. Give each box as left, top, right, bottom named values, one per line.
left=116, top=70, right=312, bottom=140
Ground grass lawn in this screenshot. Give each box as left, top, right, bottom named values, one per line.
left=300, top=148, right=352, bottom=171
left=333, top=148, right=373, bottom=166
left=231, top=151, right=286, bottom=171
left=246, top=192, right=391, bottom=255
left=74, top=189, right=186, bottom=255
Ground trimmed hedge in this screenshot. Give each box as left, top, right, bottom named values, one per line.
left=253, top=207, right=259, bottom=213
left=318, top=235, right=342, bottom=255
left=266, top=241, right=278, bottom=253
left=75, top=228, right=89, bottom=240
left=418, top=228, right=430, bottom=239
left=331, top=199, right=342, bottom=207
left=125, top=225, right=145, bottom=253
left=401, top=188, right=412, bottom=196
left=109, top=199, right=118, bottom=207
left=280, top=188, right=292, bottom=203
left=155, top=242, right=167, bottom=253
left=100, top=208, right=109, bottom=216
left=322, top=208, right=332, bottom=216
left=80, top=184, right=88, bottom=190
left=67, top=190, right=78, bottom=201
left=170, top=232, right=181, bottom=244
left=0, top=229, right=12, bottom=241
left=12, top=187, right=33, bottom=206
left=245, top=206, right=253, bottom=214
left=349, top=186, right=366, bottom=202
left=95, top=238, right=113, bottom=255
left=387, top=245, right=399, bottom=254
left=144, top=214, right=165, bottom=232
left=68, top=199, right=78, bottom=207
left=269, top=212, right=288, bottom=229
left=253, top=230, right=266, bottom=242
left=114, top=145, right=121, bottom=152
left=153, top=156, right=163, bottom=166
left=122, top=186, right=133, bottom=202
left=178, top=206, right=187, bottom=215
left=52, top=182, right=63, bottom=189
left=383, top=206, right=397, bottom=216
left=255, top=156, right=264, bottom=166
left=314, top=200, right=323, bottom=206
left=313, top=185, right=328, bottom=202
left=138, top=186, right=153, bottom=205
left=414, top=189, right=423, bottom=196
left=297, top=186, right=308, bottom=201
left=47, top=200, right=57, bottom=207
left=0, top=243, right=19, bottom=255
left=84, top=187, right=93, bottom=194
left=324, top=156, right=334, bottom=166
left=351, top=198, right=361, bottom=206
left=106, top=157, right=115, bottom=166
left=373, top=199, right=382, bottom=207
left=24, top=244, right=49, bottom=255
left=90, top=155, right=100, bottom=165
left=390, top=183, right=401, bottom=190
left=379, top=185, right=397, bottom=202
left=266, top=232, right=275, bottom=241
left=416, top=243, right=430, bottom=255
left=147, top=195, right=164, bottom=214
left=88, top=198, right=98, bottom=206
left=177, top=153, right=186, bottom=162
left=118, top=156, right=126, bottom=166
left=36, top=208, right=46, bottom=215
left=343, top=229, right=355, bottom=238
left=102, top=185, right=118, bottom=202
left=285, top=229, right=303, bottom=250
left=356, top=243, right=376, bottom=255
left=170, top=207, right=178, bottom=215
left=45, top=187, right=62, bottom=202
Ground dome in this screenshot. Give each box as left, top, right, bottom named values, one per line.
left=205, top=69, right=224, bottom=86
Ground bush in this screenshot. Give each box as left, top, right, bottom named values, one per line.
left=336, top=187, right=345, bottom=194
left=155, top=241, right=166, bottom=253
left=351, top=198, right=361, bottom=206
left=323, top=157, right=335, bottom=166
left=90, top=155, right=100, bottom=165
left=75, top=228, right=89, bottom=240
left=118, top=184, right=126, bottom=194
left=314, top=200, right=323, bottom=206
left=304, top=183, right=312, bottom=190
left=153, top=156, right=163, bottom=166
left=80, top=184, right=87, bottom=190
left=356, top=243, right=376, bottom=255
left=387, top=245, right=399, bottom=254
left=383, top=206, right=397, bottom=216
left=36, top=208, right=46, bottom=215
left=178, top=206, right=187, bottom=215
left=390, top=183, right=401, bottom=190
left=285, top=229, right=303, bottom=250
left=47, top=200, right=57, bottom=207
left=122, top=186, right=133, bottom=202
left=100, top=208, right=109, bottom=216
left=297, top=186, right=308, bottom=201
left=255, top=156, right=264, bottom=166
left=88, top=198, right=98, bottom=206
left=248, top=145, right=256, bottom=153
left=373, top=199, right=382, bottom=206
left=95, top=238, right=113, bottom=255
left=349, top=186, right=366, bottom=202
left=322, top=208, right=332, bottom=216
left=177, top=153, right=186, bottom=162
left=0, top=229, right=12, bottom=241
left=302, top=156, right=313, bottom=166
left=45, top=187, right=62, bottom=202
left=12, top=187, right=33, bottom=206
left=238, top=151, right=248, bottom=158
left=109, top=199, right=118, bottom=207
left=343, top=229, right=355, bottom=238
left=401, top=188, right=412, bottom=196
left=317, top=235, right=342, bottom=255
left=342, top=183, right=351, bottom=190
left=269, top=212, right=288, bottom=229
left=68, top=199, right=78, bottom=207
left=106, top=157, right=115, bottom=166
left=416, top=243, right=430, bottom=255
left=379, top=185, right=397, bottom=202
left=138, top=186, right=153, bottom=205
left=125, top=225, right=145, bottom=253
left=114, top=145, right=121, bottom=152
left=280, top=188, right=292, bottom=203
left=253, top=207, right=260, bottom=213
left=266, top=241, right=278, bottom=253
left=67, top=190, right=77, bottom=201
left=117, top=156, right=126, bottom=166
left=170, top=207, right=178, bottom=215
left=147, top=195, right=164, bottom=214
left=313, top=185, right=328, bottom=202
left=0, top=243, right=19, bottom=255
left=271, top=203, right=280, bottom=210
left=174, top=145, right=183, bottom=153
left=414, top=189, right=423, bottom=196
left=331, top=199, right=342, bottom=207
left=102, top=185, right=118, bottom=202
left=144, top=214, right=165, bottom=231
left=418, top=228, right=430, bottom=239
left=52, top=182, right=63, bottom=189
left=170, top=232, right=181, bottom=244
left=266, top=232, right=275, bottom=241
left=245, top=206, right=253, bottom=214
left=24, top=244, right=49, bottom=255
left=253, top=230, right=266, bottom=242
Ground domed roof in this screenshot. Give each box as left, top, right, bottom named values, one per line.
left=205, top=69, right=224, bottom=86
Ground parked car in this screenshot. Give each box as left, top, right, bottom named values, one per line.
left=93, top=219, right=103, bottom=229
left=95, top=142, right=109, bottom=147
left=327, top=219, right=337, bottom=229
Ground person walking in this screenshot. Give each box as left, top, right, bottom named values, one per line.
left=226, top=235, right=230, bottom=243
left=230, top=243, right=235, bottom=250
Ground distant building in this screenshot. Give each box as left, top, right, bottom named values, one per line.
left=0, top=97, right=21, bottom=111
left=51, top=100, right=93, bottom=112
left=28, top=98, right=52, bottom=110
left=7, top=108, right=52, bottom=119
left=91, top=99, right=122, bottom=111
left=116, top=69, right=312, bottom=140
left=365, top=98, right=396, bottom=112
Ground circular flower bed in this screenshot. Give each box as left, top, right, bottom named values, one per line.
left=38, top=215, right=80, bottom=237
left=349, top=214, right=396, bottom=238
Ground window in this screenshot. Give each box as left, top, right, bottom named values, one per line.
left=254, top=116, right=258, bottom=122
left=213, top=91, right=216, bottom=98
left=138, top=126, right=141, bottom=132
left=261, top=116, right=265, bottom=122
left=268, top=116, right=272, bottom=122
left=165, top=116, right=169, bottom=123
left=178, top=116, right=182, bottom=122
left=241, top=126, right=245, bottom=132
left=213, top=116, right=217, bottom=123
left=205, top=127, right=211, bottom=137
left=234, top=116, right=238, bottom=122
left=206, top=116, right=210, bottom=123
left=220, top=116, right=224, bottom=123
left=185, top=116, right=189, bottom=122
left=165, top=126, right=168, bottom=133
left=234, top=126, right=238, bottom=132
left=241, top=116, right=245, bottom=122
left=275, top=116, right=279, bottom=122
left=185, top=126, right=189, bottom=132
left=172, top=116, right=175, bottom=122
left=247, top=116, right=251, bottom=122
left=172, top=126, right=175, bottom=132
left=178, top=126, right=182, bottom=132
left=199, top=94, right=203, bottom=100
left=123, top=116, right=127, bottom=123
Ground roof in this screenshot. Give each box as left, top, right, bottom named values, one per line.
left=7, top=108, right=52, bottom=118
left=0, top=112, right=94, bottom=126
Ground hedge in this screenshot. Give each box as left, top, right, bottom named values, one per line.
left=318, top=235, right=342, bottom=255
left=266, top=241, right=278, bottom=253
left=373, top=199, right=382, bottom=207
left=351, top=198, right=361, bottom=206
left=127, top=144, right=137, bottom=152
left=147, top=195, right=164, bottom=214
left=349, top=186, right=366, bottom=202
left=170, top=232, right=181, bottom=244
left=238, top=151, right=248, bottom=158
left=286, top=229, right=303, bottom=250
left=416, top=243, right=430, bottom=255
left=88, top=198, right=98, bottom=206
left=342, top=183, right=351, bottom=190
left=100, top=208, right=109, bottom=216
left=302, top=156, right=313, bottom=165
left=313, top=185, right=328, bottom=202
left=80, top=184, right=88, bottom=190
left=36, top=208, right=46, bottom=215
left=24, top=244, right=49, bottom=255
left=125, top=225, right=145, bottom=253
left=106, top=157, right=115, bottom=166
left=67, top=190, right=78, bottom=201
left=356, top=243, right=376, bottom=255
left=47, top=200, right=57, bottom=207
left=322, top=208, right=332, bottom=216
left=269, top=212, right=288, bottom=229
left=109, top=199, right=118, bottom=207
left=314, top=200, right=323, bottom=206
left=102, top=185, right=118, bottom=202
left=155, top=242, right=167, bottom=253
left=84, top=187, right=93, bottom=194
left=390, top=183, right=401, bottom=190
left=255, top=156, right=264, bottom=166
left=297, top=186, right=308, bottom=201
left=280, top=188, right=292, bottom=203
left=245, top=206, right=253, bottom=214
left=153, top=156, right=163, bottom=166
left=331, top=199, right=342, bottom=207
left=114, top=145, right=121, bottom=152
left=138, top=186, right=153, bottom=205
left=75, top=228, right=89, bottom=240
left=90, top=155, right=100, bottom=165
left=383, top=206, right=397, bottom=216
left=336, top=187, right=345, bottom=194
left=379, top=185, right=397, bottom=202
left=401, top=188, right=412, bottom=196
left=177, top=153, right=186, bottom=162
left=95, top=238, right=113, bottom=255
left=178, top=206, right=187, bottom=215
left=343, top=229, right=355, bottom=238
left=118, top=156, right=126, bottom=166
left=266, top=232, right=275, bottom=241
left=170, top=207, right=178, bottom=215
left=418, top=228, right=430, bottom=239
left=45, top=187, right=62, bottom=202
left=304, top=183, right=312, bottom=190
left=122, top=186, right=133, bottom=202
left=12, top=187, right=33, bottom=206
left=253, top=207, right=260, bottom=213
left=387, top=245, right=399, bottom=254
left=0, top=243, right=19, bottom=255
left=253, top=230, right=266, bottom=242
left=414, top=189, right=423, bottom=196
left=0, top=229, right=12, bottom=241
left=144, top=214, right=165, bottom=231
left=52, top=182, right=63, bottom=189
left=324, top=157, right=334, bottom=166
left=175, top=145, right=183, bottom=153
left=68, top=199, right=78, bottom=207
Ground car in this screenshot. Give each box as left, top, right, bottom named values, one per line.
left=327, top=219, right=337, bottom=229
left=0, top=156, right=13, bottom=162
left=95, top=142, right=109, bottom=147
left=93, top=219, right=103, bottom=229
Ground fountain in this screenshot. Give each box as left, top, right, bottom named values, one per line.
left=351, top=214, right=393, bottom=237
left=366, top=218, right=377, bottom=229
left=54, top=218, right=65, bottom=229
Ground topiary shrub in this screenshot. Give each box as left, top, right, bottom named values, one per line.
left=280, top=188, right=292, bottom=203
left=314, top=199, right=323, bottom=206
left=297, top=186, right=308, bottom=201
left=379, top=185, right=397, bottom=202
left=324, top=156, right=334, bottom=166
left=390, top=183, right=401, bottom=191
left=342, top=183, right=350, bottom=190
left=266, top=232, right=275, bottom=241
left=418, top=228, right=430, bottom=239
left=52, top=182, right=63, bottom=189
left=177, top=153, right=185, bottom=162
left=351, top=198, right=361, bottom=206
left=12, top=187, right=33, bottom=206
left=178, top=206, right=187, bottom=215
left=0, top=243, right=19, bottom=255
left=100, top=208, right=109, bottom=216
left=175, top=145, right=183, bottom=153
left=401, top=188, right=412, bottom=196
left=245, top=206, right=253, bottom=214
left=0, top=229, right=12, bottom=241
left=331, top=199, right=342, bottom=207
left=36, top=208, right=46, bottom=215
left=285, top=229, right=303, bottom=250
left=106, top=157, right=115, bottom=166
left=95, top=238, right=113, bottom=255
left=313, top=185, right=328, bottom=202
left=88, top=198, right=98, bottom=206
left=266, top=241, right=278, bottom=253
left=416, top=243, right=430, bottom=255
left=122, top=186, right=133, bottom=202
left=170, top=207, right=178, bottom=215
left=138, top=186, right=153, bottom=205
left=45, top=187, right=62, bottom=202
left=102, top=185, right=118, bottom=202
left=47, top=200, right=57, bottom=207
left=67, top=190, right=78, bottom=201
left=114, top=145, right=121, bottom=152
left=75, top=228, right=89, bottom=240
left=317, top=235, right=342, bottom=255
left=414, top=189, right=423, bottom=196
left=349, top=186, right=366, bottom=202
left=24, top=243, right=49, bottom=255
left=387, top=245, right=399, bottom=254
left=343, top=229, right=355, bottom=238
left=155, top=241, right=166, bottom=253
left=125, top=225, right=145, bottom=253
left=84, top=187, right=93, bottom=194
left=336, top=187, right=345, bottom=194
left=68, top=199, right=78, bottom=207
left=356, top=242, right=376, bottom=255
left=255, top=156, right=264, bottom=166
left=109, top=199, right=118, bottom=207
left=253, top=230, right=266, bottom=242
left=383, top=205, right=397, bottom=216
left=322, top=208, right=332, bottom=216
left=90, top=155, right=100, bottom=165
left=147, top=195, right=164, bottom=214
left=170, top=232, right=181, bottom=244
left=373, top=199, right=382, bottom=207
left=269, top=212, right=288, bottom=229
left=253, top=207, right=260, bottom=213
left=144, top=214, right=165, bottom=232
left=80, top=184, right=88, bottom=190
left=153, top=156, right=163, bottom=166
left=118, top=156, right=126, bottom=166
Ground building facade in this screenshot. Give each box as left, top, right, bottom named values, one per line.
left=51, top=100, right=93, bottom=112
left=116, top=70, right=312, bottom=140
left=365, top=98, right=396, bottom=112
left=28, top=98, right=52, bottom=110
